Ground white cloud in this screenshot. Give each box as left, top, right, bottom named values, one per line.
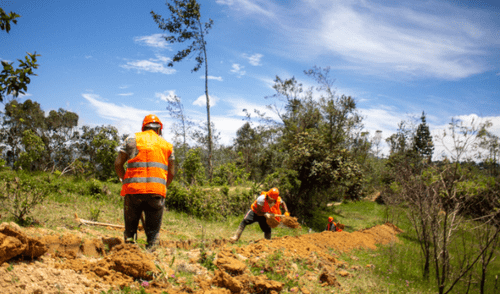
left=118, top=93, right=134, bottom=96
left=193, top=95, right=218, bottom=107
left=211, top=115, right=248, bottom=146
left=307, top=1, right=491, bottom=79
left=133, top=34, right=170, bottom=49
left=82, top=93, right=171, bottom=137
left=120, top=57, right=176, bottom=75
left=155, top=90, right=177, bottom=102
left=201, top=75, right=223, bottom=81
left=215, top=0, right=275, bottom=18
left=226, top=97, right=281, bottom=122
left=230, top=63, right=246, bottom=77
left=85, top=55, right=92, bottom=59
left=229, top=0, right=498, bottom=80
left=119, top=85, right=130, bottom=89
left=242, top=53, right=263, bottom=66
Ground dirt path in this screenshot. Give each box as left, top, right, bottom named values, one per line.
left=0, top=221, right=402, bottom=293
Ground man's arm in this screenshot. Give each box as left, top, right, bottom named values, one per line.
left=167, top=158, right=175, bottom=187
left=280, top=201, right=289, bottom=214
left=114, top=152, right=128, bottom=182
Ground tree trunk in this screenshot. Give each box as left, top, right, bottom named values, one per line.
left=198, top=18, right=212, bottom=182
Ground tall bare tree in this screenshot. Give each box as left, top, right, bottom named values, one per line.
left=151, top=0, right=214, bottom=180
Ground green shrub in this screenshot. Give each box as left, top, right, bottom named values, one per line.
left=165, top=182, right=254, bottom=220
left=0, top=173, right=49, bottom=226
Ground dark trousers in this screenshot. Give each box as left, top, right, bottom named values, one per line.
left=239, top=209, right=271, bottom=234
left=124, top=194, right=164, bottom=248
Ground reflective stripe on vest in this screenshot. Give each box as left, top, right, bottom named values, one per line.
left=123, top=177, right=167, bottom=185
left=127, top=162, right=168, bottom=170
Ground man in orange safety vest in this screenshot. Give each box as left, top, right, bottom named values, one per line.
left=115, top=114, right=175, bottom=249
left=325, top=216, right=342, bottom=232
left=230, top=187, right=290, bottom=242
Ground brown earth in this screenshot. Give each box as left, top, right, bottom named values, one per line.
left=0, top=222, right=401, bottom=293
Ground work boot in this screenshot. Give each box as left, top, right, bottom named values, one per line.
left=264, top=231, right=271, bottom=240
left=230, top=223, right=246, bottom=243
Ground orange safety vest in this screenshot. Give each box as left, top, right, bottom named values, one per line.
left=251, top=193, right=282, bottom=221
left=120, top=130, right=173, bottom=197
left=327, top=222, right=342, bottom=232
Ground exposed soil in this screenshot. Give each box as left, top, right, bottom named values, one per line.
left=0, top=221, right=402, bottom=293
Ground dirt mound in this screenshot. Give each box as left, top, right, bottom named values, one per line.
left=0, top=222, right=47, bottom=262
left=0, top=222, right=402, bottom=293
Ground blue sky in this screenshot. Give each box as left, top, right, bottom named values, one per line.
left=2, top=0, right=499, bottom=159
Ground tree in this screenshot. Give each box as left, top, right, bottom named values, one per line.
left=165, top=93, right=194, bottom=168
left=386, top=117, right=500, bottom=293
left=235, top=122, right=260, bottom=177
left=372, top=130, right=383, bottom=158
left=0, top=99, right=46, bottom=168
left=0, top=8, right=40, bottom=102
left=477, top=121, right=499, bottom=176
left=264, top=67, right=365, bottom=216
left=151, top=0, right=214, bottom=180
left=413, top=111, right=434, bottom=161
left=16, top=129, right=44, bottom=171
left=0, top=100, right=79, bottom=171
left=77, top=125, right=120, bottom=180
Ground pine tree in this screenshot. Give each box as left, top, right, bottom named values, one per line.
left=413, top=111, right=434, bottom=160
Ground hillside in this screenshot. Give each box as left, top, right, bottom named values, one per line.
left=0, top=221, right=402, bottom=294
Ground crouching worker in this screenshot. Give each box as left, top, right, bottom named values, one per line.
left=115, top=114, right=175, bottom=249
left=230, top=187, right=290, bottom=242
left=325, top=216, right=342, bottom=232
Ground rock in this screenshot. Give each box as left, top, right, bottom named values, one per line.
left=212, top=269, right=243, bottom=293
left=0, top=232, right=26, bottom=264
left=319, top=269, right=340, bottom=287
left=109, top=244, right=157, bottom=280
left=215, top=250, right=247, bottom=274
left=0, top=223, right=47, bottom=259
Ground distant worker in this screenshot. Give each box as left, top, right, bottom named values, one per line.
left=230, top=187, right=290, bottom=242
left=325, top=216, right=342, bottom=232
left=115, top=114, right=175, bottom=249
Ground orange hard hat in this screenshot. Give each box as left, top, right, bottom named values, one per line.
left=328, top=216, right=334, bottom=223
left=267, top=187, right=279, bottom=200
left=142, top=114, right=163, bottom=131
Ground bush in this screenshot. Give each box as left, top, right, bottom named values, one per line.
left=0, top=173, right=49, bottom=225
left=165, top=182, right=254, bottom=220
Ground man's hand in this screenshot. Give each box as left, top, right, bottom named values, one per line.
left=264, top=213, right=273, bottom=219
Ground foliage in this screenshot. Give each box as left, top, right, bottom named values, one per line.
left=413, top=112, right=434, bottom=160
left=165, top=181, right=253, bottom=220
left=0, top=100, right=79, bottom=172
left=0, top=8, right=40, bottom=102
left=77, top=125, right=120, bottom=181
left=212, top=161, right=249, bottom=186
left=262, top=67, right=365, bottom=217
left=387, top=156, right=499, bottom=293
left=183, top=147, right=206, bottom=185
left=0, top=173, right=49, bottom=226
left=15, top=129, right=45, bottom=170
